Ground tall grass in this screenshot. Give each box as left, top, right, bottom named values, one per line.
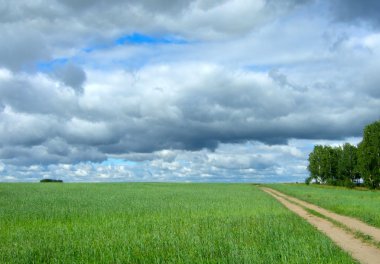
left=269, top=183, right=380, bottom=228
left=0, top=183, right=355, bottom=263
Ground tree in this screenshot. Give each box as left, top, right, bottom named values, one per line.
left=308, top=145, right=340, bottom=184
left=338, top=143, right=359, bottom=187
left=322, top=146, right=340, bottom=185
left=306, top=120, right=379, bottom=188
left=357, top=120, right=380, bottom=189
left=308, top=145, right=324, bottom=183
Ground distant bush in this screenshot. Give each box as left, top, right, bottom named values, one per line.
left=305, top=176, right=312, bottom=185
left=40, top=179, right=63, bottom=183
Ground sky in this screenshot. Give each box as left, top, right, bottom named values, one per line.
left=0, top=0, right=379, bottom=183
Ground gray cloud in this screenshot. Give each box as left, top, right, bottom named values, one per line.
left=0, top=140, right=310, bottom=182
left=59, top=0, right=192, bottom=14
left=51, top=63, right=86, bottom=93
left=329, top=0, right=380, bottom=27
left=1, top=0, right=380, bottom=182
left=0, top=72, right=78, bottom=116
left=0, top=27, right=50, bottom=71
left=1, top=57, right=379, bottom=167
left=0, top=0, right=314, bottom=73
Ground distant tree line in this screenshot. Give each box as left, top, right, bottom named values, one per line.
left=40, top=179, right=63, bottom=183
left=306, top=120, right=380, bottom=189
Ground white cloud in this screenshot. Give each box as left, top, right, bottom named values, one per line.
left=1, top=0, right=380, bottom=182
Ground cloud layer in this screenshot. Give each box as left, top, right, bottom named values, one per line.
left=0, top=0, right=379, bottom=182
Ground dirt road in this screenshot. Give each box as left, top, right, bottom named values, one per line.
left=262, top=187, right=380, bottom=264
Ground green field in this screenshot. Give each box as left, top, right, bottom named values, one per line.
left=269, top=184, right=380, bottom=228
left=0, top=183, right=356, bottom=263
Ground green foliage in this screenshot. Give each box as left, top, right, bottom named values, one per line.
left=322, top=146, right=340, bottom=185
left=306, top=120, right=380, bottom=188
left=307, top=145, right=324, bottom=183
left=358, top=121, right=380, bottom=189
left=269, top=184, right=380, bottom=228
left=305, top=176, right=312, bottom=185
left=40, top=179, right=63, bottom=183
left=338, top=143, right=359, bottom=185
left=308, top=145, right=341, bottom=184
left=0, top=183, right=355, bottom=263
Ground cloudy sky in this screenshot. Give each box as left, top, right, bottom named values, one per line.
left=0, top=0, right=379, bottom=182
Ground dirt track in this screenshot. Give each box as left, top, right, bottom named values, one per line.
left=262, top=187, right=380, bottom=264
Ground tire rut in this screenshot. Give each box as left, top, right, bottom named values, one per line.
left=267, top=188, right=380, bottom=244
left=261, top=187, right=380, bottom=264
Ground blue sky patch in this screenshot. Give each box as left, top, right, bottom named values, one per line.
left=115, top=33, right=187, bottom=45
left=36, top=33, right=187, bottom=73
left=37, top=57, right=69, bottom=72
left=101, top=158, right=137, bottom=166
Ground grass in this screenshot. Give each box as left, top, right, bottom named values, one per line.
left=0, top=183, right=356, bottom=263
left=268, top=183, right=380, bottom=228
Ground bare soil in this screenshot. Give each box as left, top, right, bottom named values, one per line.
left=267, top=188, right=380, bottom=243
left=262, top=187, right=380, bottom=264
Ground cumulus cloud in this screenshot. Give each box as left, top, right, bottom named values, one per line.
left=1, top=59, right=378, bottom=168
left=329, top=0, right=380, bottom=27
left=0, top=71, right=78, bottom=115
left=51, top=63, right=86, bottom=94
left=1, top=140, right=312, bottom=182
left=0, top=26, right=50, bottom=71
left=0, top=0, right=311, bottom=71
left=0, top=0, right=380, bottom=182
